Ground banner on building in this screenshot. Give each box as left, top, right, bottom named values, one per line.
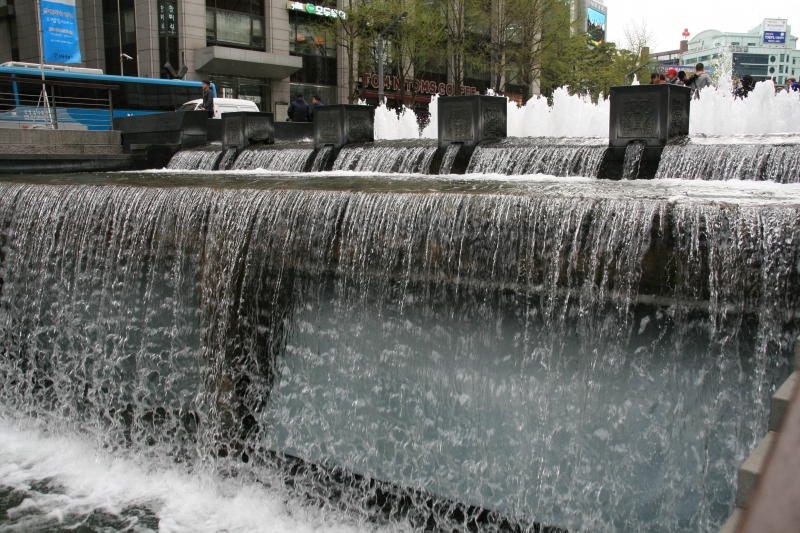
left=763, top=18, right=787, bottom=45
left=40, top=0, right=82, bottom=64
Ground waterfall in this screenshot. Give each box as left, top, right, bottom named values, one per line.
left=332, top=141, right=438, bottom=173
left=232, top=146, right=315, bottom=171
left=655, top=135, right=800, bottom=182
left=439, top=144, right=461, bottom=175
left=217, top=147, right=238, bottom=170
left=167, top=148, right=224, bottom=170
left=0, top=180, right=797, bottom=532
left=466, top=138, right=607, bottom=177
left=621, top=141, right=646, bottom=180
left=310, top=145, right=332, bottom=171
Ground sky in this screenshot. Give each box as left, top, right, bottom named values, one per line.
left=603, top=0, right=800, bottom=53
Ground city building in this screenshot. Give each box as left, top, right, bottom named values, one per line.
left=680, top=19, right=799, bottom=84
left=0, top=0, right=344, bottom=115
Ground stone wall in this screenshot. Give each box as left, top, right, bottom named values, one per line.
left=0, top=129, right=123, bottom=155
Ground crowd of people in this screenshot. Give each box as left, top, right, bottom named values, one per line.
left=650, top=63, right=714, bottom=97
left=652, top=62, right=800, bottom=100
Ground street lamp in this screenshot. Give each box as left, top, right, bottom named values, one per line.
left=377, top=11, right=408, bottom=106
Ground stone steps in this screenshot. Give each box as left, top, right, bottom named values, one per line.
left=719, top=337, right=800, bottom=533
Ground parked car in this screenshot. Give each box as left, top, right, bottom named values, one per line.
left=178, top=98, right=259, bottom=119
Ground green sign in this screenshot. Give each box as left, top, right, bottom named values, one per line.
left=287, top=1, right=346, bottom=19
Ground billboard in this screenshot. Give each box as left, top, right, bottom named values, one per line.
left=587, top=7, right=606, bottom=47
left=763, top=18, right=787, bottom=44
left=40, top=0, right=82, bottom=64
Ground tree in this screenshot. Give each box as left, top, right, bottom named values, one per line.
left=622, top=19, right=656, bottom=59
left=392, top=0, right=447, bottom=106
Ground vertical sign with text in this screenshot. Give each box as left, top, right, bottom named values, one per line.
left=158, top=0, right=178, bottom=36
left=40, top=0, right=82, bottom=64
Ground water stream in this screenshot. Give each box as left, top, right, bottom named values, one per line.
left=0, top=174, right=797, bottom=533
left=332, top=141, right=438, bottom=174
left=466, top=138, right=607, bottom=177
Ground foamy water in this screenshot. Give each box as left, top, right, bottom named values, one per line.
left=373, top=82, right=800, bottom=139
left=0, top=418, right=396, bottom=533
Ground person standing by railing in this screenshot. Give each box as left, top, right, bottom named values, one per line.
left=199, top=81, right=214, bottom=118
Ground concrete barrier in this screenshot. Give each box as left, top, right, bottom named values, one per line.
left=113, top=111, right=208, bottom=153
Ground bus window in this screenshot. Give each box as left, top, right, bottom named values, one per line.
left=54, top=84, right=107, bottom=109
left=14, top=78, right=46, bottom=106
left=0, top=81, right=14, bottom=111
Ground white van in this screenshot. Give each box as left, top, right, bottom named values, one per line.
left=178, top=98, right=259, bottom=119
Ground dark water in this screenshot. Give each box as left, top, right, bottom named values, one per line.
left=0, top=173, right=798, bottom=533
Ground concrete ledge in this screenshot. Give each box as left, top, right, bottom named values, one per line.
left=719, top=507, right=743, bottom=533
left=769, top=372, right=798, bottom=432
left=736, top=431, right=776, bottom=508
left=0, top=154, right=140, bottom=173
left=0, top=129, right=121, bottom=146
left=0, top=144, right=122, bottom=155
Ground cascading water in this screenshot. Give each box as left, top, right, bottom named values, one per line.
left=217, top=147, right=238, bottom=170
left=311, top=145, right=332, bottom=171
left=332, top=141, right=438, bottom=173
left=439, top=144, right=461, bottom=175
left=0, top=175, right=797, bottom=533
left=466, top=138, right=607, bottom=177
left=232, top=145, right=315, bottom=171
left=655, top=134, right=800, bottom=182
left=621, top=141, right=646, bottom=180
left=167, top=147, right=225, bottom=170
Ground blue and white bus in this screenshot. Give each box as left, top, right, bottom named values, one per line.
left=0, top=63, right=216, bottom=130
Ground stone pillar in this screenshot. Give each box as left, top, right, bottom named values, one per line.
left=598, top=84, right=691, bottom=180
left=13, top=0, right=39, bottom=63
left=313, top=104, right=373, bottom=150
left=80, top=0, right=106, bottom=71
left=435, top=95, right=507, bottom=174
left=222, top=112, right=275, bottom=150
left=136, top=0, right=160, bottom=78
left=180, top=0, right=206, bottom=81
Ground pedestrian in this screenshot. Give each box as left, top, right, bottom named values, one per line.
left=287, top=93, right=310, bottom=122
left=734, top=75, right=755, bottom=99
left=650, top=72, right=660, bottom=85
left=688, top=63, right=714, bottom=97
left=665, top=68, right=679, bottom=84
left=310, top=95, right=324, bottom=121
left=199, top=80, right=214, bottom=119
left=786, top=78, right=798, bottom=92
left=678, top=71, right=688, bottom=85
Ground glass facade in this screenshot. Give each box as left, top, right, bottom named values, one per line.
left=206, top=0, right=265, bottom=50
left=289, top=11, right=337, bottom=92
left=209, top=74, right=272, bottom=112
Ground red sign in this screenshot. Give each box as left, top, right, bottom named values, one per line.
left=363, top=73, right=478, bottom=96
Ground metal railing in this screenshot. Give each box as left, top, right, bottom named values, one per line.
left=0, top=75, right=118, bottom=130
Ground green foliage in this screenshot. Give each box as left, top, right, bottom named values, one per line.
left=334, top=0, right=645, bottom=105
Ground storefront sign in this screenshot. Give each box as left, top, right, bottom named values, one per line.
left=287, top=2, right=346, bottom=20
left=364, top=73, right=478, bottom=96
left=40, top=0, right=81, bottom=64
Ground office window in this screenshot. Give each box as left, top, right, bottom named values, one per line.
left=206, top=0, right=265, bottom=50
